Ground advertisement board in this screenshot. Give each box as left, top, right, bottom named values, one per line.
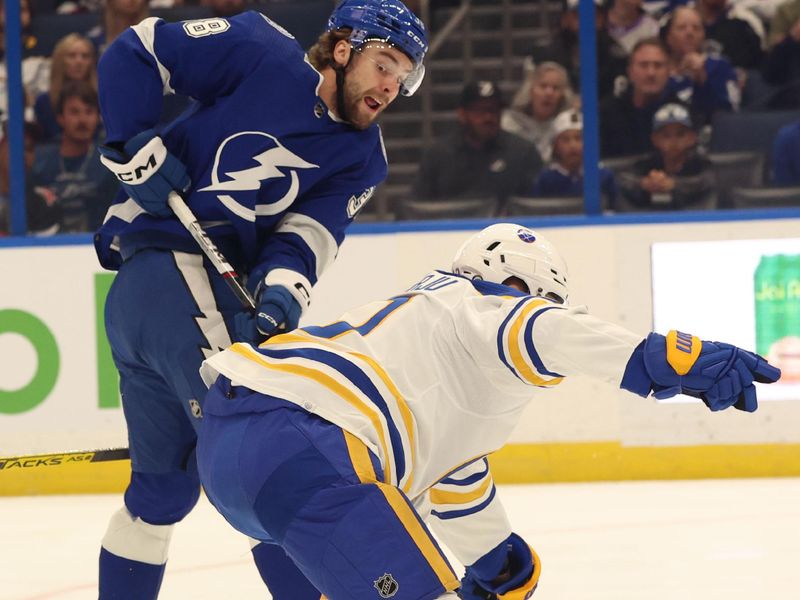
left=652, top=237, right=800, bottom=401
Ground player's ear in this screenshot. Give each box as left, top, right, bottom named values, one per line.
left=332, top=40, right=352, bottom=68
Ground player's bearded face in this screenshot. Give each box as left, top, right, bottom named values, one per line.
left=344, top=44, right=414, bottom=130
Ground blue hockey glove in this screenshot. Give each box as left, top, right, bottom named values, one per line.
left=99, top=129, right=190, bottom=217
left=459, top=533, right=541, bottom=600
left=640, top=330, right=781, bottom=412
left=234, top=285, right=302, bottom=345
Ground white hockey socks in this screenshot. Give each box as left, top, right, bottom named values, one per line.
left=101, top=506, right=175, bottom=564
left=98, top=507, right=175, bottom=600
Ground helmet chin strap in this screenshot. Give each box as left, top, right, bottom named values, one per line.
left=332, top=49, right=356, bottom=125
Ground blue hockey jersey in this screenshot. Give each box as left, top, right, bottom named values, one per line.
left=95, top=12, right=388, bottom=309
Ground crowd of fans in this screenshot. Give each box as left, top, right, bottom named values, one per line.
left=1, top=0, right=799, bottom=233
left=0, top=0, right=250, bottom=234
left=412, top=0, right=800, bottom=216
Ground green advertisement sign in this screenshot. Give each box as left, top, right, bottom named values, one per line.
left=0, top=273, right=118, bottom=414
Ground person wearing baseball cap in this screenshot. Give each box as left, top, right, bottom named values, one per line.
left=617, top=102, right=716, bottom=210
left=411, top=80, right=543, bottom=214
left=530, top=109, right=617, bottom=207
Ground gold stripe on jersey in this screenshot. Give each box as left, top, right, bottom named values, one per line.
left=230, top=344, right=393, bottom=485
left=508, top=299, right=564, bottom=387
left=267, top=331, right=418, bottom=494
left=344, top=430, right=379, bottom=484
left=429, top=474, right=492, bottom=505
left=349, top=351, right=416, bottom=494
left=377, top=484, right=460, bottom=591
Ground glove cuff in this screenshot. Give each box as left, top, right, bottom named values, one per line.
left=464, top=533, right=539, bottom=598
left=100, top=135, right=167, bottom=185
left=619, top=339, right=653, bottom=398
left=264, top=268, right=312, bottom=312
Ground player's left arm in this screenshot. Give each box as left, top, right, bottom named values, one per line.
left=235, top=147, right=386, bottom=342
left=424, top=460, right=540, bottom=600
left=526, top=307, right=781, bottom=412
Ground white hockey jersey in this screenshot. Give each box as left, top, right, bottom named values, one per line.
left=201, top=271, right=644, bottom=564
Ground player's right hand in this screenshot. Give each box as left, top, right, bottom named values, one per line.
left=99, top=128, right=190, bottom=217
left=234, top=285, right=302, bottom=345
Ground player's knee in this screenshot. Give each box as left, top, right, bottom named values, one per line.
left=125, top=470, right=200, bottom=525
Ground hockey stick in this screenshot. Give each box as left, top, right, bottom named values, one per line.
left=167, top=191, right=256, bottom=311
left=0, top=448, right=130, bottom=470
left=0, top=197, right=257, bottom=470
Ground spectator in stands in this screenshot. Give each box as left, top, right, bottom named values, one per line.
left=762, top=0, right=800, bottom=108
left=34, top=33, right=98, bottom=142
left=412, top=80, right=543, bottom=213
left=0, top=119, right=44, bottom=235
left=618, top=102, right=715, bottom=210
left=0, top=0, right=50, bottom=120
left=531, top=109, right=617, bottom=206
left=531, top=0, right=628, bottom=98
left=501, top=61, right=574, bottom=163
left=662, top=6, right=739, bottom=123
left=29, top=80, right=117, bottom=234
left=606, top=0, right=660, bottom=54
left=600, top=38, right=681, bottom=157
left=87, top=0, right=150, bottom=55
left=771, top=120, right=800, bottom=186
left=695, top=0, right=764, bottom=69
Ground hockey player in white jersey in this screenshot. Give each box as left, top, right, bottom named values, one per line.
left=195, top=223, right=780, bottom=600
left=93, top=1, right=427, bottom=598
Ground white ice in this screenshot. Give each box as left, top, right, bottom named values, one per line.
left=2, top=478, right=799, bottom=599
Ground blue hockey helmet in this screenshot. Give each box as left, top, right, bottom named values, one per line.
left=328, top=0, right=428, bottom=96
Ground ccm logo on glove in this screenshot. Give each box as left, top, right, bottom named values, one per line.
left=101, top=137, right=167, bottom=184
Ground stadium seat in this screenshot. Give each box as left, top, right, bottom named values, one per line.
left=709, top=110, right=798, bottom=154
left=394, top=197, right=497, bottom=220
left=708, top=151, right=764, bottom=208
left=600, top=154, right=646, bottom=178
left=709, top=110, right=797, bottom=181
left=731, top=187, right=800, bottom=209
left=613, top=188, right=718, bottom=212
left=505, top=195, right=584, bottom=216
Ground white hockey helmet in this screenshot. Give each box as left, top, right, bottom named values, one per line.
left=452, top=223, right=569, bottom=303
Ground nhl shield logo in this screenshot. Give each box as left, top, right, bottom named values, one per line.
left=373, top=573, right=399, bottom=598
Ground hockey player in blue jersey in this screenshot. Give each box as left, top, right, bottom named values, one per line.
left=92, top=1, right=427, bottom=598
left=195, top=223, right=780, bottom=600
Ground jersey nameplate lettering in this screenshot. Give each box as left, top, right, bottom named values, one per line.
left=183, top=18, right=230, bottom=38
left=408, top=273, right=459, bottom=292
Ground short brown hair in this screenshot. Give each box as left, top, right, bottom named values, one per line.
left=307, top=28, right=352, bottom=71
left=629, top=37, right=669, bottom=65
left=56, top=79, right=99, bottom=115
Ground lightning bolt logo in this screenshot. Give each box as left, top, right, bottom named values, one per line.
left=199, top=131, right=318, bottom=220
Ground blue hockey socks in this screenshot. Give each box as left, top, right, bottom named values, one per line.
left=251, top=541, right=321, bottom=600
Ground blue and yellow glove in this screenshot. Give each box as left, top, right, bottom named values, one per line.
left=234, top=285, right=302, bottom=345
left=623, top=330, right=781, bottom=412
left=99, top=128, right=190, bottom=217
left=459, top=533, right=540, bottom=600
